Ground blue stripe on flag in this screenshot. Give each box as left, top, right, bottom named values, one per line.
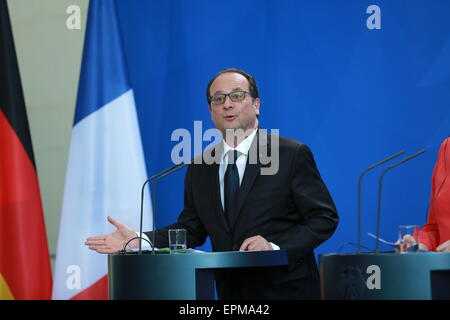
left=74, top=0, right=130, bottom=125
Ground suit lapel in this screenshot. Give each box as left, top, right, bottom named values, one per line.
left=233, top=131, right=270, bottom=226
left=234, top=161, right=260, bottom=221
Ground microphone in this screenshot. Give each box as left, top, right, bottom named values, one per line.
left=375, top=149, right=427, bottom=253
left=356, top=151, right=405, bottom=254
left=151, top=163, right=189, bottom=254
left=138, top=162, right=186, bottom=253
left=121, top=162, right=186, bottom=254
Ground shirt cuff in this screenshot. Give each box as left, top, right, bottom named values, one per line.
left=270, top=242, right=280, bottom=250
left=136, top=232, right=153, bottom=248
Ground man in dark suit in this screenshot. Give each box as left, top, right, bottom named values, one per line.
left=86, top=68, right=339, bottom=299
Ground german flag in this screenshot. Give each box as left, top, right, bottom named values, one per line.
left=0, top=0, right=52, bottom=299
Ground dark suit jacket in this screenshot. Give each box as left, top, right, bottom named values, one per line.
left=146, top=130, right=338, bottom=299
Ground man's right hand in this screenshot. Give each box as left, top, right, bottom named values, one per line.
left=85, top=216, right=139, bottom=254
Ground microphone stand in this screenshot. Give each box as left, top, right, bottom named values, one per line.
left=137, top=162, right=185, bottom=254
left=151, top=163, right=189, bottom=254
left=356, top=151, right=405, bottom=253
left=375, top=150, right=427, bottom=253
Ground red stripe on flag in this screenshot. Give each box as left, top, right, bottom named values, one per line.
left=71, top=275, right=108, bottom=300
left=0, top=110, right=52, bottom=299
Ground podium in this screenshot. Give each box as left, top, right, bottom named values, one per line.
left=108, top=250, right=288, bottom=300
left=319, top=252, right=450, bottom=300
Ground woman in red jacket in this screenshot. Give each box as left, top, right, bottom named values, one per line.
left=417, top=137, right=450, bottom=252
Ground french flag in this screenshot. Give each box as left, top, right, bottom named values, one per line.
left=52, top=0, right=152, bottom=300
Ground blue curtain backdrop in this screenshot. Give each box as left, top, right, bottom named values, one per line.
left=112, top=0, right=450, bottom=255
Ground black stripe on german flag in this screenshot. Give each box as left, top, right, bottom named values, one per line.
left=0, top=0, right=35, bottom=168
left=0, top=0, right=52, bottom=300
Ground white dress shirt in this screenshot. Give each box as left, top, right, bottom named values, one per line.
left=218, top=129, right=257, bottom=210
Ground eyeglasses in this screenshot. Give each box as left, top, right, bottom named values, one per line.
left=210, top=90, right=251, bottom=105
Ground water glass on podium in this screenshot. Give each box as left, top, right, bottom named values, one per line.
left=168, top=229, right=187, bottom=253
left=398, top=225, right=419, bottom=253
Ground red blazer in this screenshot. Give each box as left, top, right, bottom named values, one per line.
left=418, top=137, right=450, bottom=251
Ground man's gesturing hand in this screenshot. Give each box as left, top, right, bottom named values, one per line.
left=85, top=216, right=138, bottom=254
left=239, top=235, right=273, bottom=251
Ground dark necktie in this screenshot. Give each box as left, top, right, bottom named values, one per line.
left=224, top=150, right=240, bottom=230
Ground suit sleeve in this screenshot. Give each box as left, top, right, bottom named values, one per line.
left=275, top=143, right=339, bottom=263
left=144, top=164, right=208, bottom=249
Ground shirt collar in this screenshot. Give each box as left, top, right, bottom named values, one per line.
left=222, top=129, right=258, bottom=161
